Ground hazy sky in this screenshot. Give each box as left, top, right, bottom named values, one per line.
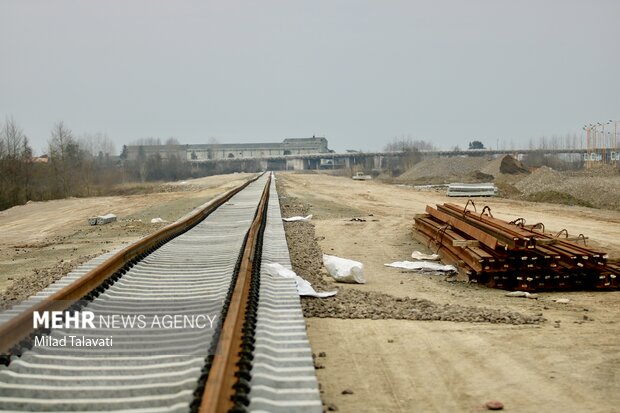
left=1, top=0, right=619, bottom=154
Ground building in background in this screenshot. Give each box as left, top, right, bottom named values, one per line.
left=125, top=137, right=330, bottom=162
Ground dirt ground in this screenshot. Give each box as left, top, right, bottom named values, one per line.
left=1, top=170, right=618, bottom=412
left=277, top=172, right=620, bottom=413
left=390, top=155, right=620, bottom=211
left=0, top=173, right=252, bottom=307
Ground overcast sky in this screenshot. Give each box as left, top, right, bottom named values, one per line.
left=1, top=0, right=619, bottom=154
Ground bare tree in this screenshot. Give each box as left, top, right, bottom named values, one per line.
left=132, top=137, right=161, bottom=146
left=382, top=137, right=433, bottom=174
left=383, top=137, right=435, bottom=152
left=49, top=122, right=80, bottom=197
left=539, top=136, right=548, bottom=150
left=165, top=137, right=180, bottom=146
left=1, top=116, right=27, bottom=159
left=79, top=132, right=116, bottom=158
left=0, top=117, right=33, bottom=209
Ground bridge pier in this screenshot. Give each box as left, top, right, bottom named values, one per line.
left=286, top=158, right=305, bottom=170
left=374, top=155, right=383, bottom=170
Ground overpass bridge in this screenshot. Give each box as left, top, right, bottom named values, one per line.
left=188, top=148, right=595, bottom=172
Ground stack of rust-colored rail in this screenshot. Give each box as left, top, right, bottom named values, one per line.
left=414, top=201, right=619, bottom=291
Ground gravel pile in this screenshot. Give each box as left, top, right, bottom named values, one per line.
left=392, top=156, right=618, bottom=211
left=302, top=289, right=542, bottom=324
left=277, top=181, right=544, bottom=325
left=515, top=167, right=620, bottom=210
left=515, top=166, right=562, bottom=190
left=394, top=156, right=495, bottom=184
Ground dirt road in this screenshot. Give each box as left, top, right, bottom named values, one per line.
left=278, top=172, right=620, bottom=413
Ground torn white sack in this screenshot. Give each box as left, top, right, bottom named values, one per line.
left=384, top=261, right=456, bottom=272
left=150, top=217, right=167, bottom=223
left=323, top=254, right=366, bottom=284
left=505, top=291, right=538, bottom=299
left=282, top=215, right=313, bottom=222
left=411, top=251, right=440, bottom=261
left=263, top=263, right=337, bottom=298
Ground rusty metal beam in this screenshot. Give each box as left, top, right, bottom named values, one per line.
left=414, top=203, right=618, bottom=291
left=425, top=205, right=503, bottom=250
left=443, top=203, right=536, bottom=247
left=415, top=216, right=487, bottom=272
left=199, top=175, right=271, bottom=413
left=437, top=204, right=528, bottom=249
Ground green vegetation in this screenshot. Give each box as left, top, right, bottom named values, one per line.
left=468, top=140, right=485, bottom=149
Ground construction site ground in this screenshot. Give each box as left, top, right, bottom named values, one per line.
left=278, top=172, right=620, bottom=413
left=0, top=173, right=253, bottom=307
left=0, top=171, right=619, bottom=412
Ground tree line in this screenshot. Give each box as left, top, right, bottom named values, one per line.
left=120, top=136, right=194, bottom=182
left=0, top=117, right=33, bottom=210
left=0, top=117, right=199, bottom=211
left=0, top=117, right=124, bottom=210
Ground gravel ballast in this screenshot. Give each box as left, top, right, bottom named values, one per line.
left=277, top=180, right=544, bottom=325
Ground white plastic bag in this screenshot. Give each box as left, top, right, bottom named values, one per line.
left=282, top=215, right=313, bottom=222
left=323, top=254, right=365, bottom=284
left=411, top=251, right=440, bottom=261
left=263, top=263, right=337, bottom=298
left=384, top=261, right=456, bottom=273
left=505, top=291, right=538, bottom=299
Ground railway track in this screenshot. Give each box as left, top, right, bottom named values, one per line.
left=0, top=173, right=322, bottom=413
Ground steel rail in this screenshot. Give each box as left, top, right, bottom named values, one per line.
left=199, top=174, right=271, bottom=413
left=0, top=172, right=323, bottom=412
left=416, top=202, right=619, bottom=290
left=0, top=173, right=262, bottom=355
left=414, top=216, right=487, bottom=272
left=436, top=204, right=529, bottom=250
left=443, top=203, right=537, bottom=247
left=425, top=205, right=503, bottom=250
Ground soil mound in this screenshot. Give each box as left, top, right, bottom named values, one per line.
left=515, top=166, right=620, bottom=210
left=468, top=171, right=495, bottom=182
left=514, top=167, right=566, bottom=196
left=500, top=155, right=529, bottom=174
left=481, top=155, right=529, bottom=177
left=394, top=156, right=493, bottom=184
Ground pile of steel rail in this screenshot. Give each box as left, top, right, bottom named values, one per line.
left=414, top=201, right=619, bottom=291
